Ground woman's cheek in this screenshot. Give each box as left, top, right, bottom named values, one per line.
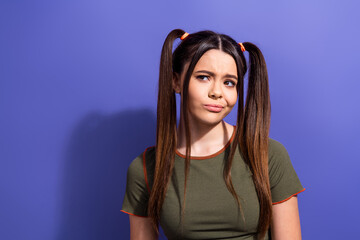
left=226, top=89, right=238, bottom=107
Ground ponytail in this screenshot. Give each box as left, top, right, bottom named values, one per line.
left=241, top=42, right=272, bottom=239
left=148, top=29, right=185, bottom=234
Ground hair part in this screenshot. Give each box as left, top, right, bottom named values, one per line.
left=148, top=29, right=272, bottom=240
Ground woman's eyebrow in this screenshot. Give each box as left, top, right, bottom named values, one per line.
left=194, top=70, right=238, bottom=80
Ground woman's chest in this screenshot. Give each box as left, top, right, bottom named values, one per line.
left=159, top=156, right=267, bottom=239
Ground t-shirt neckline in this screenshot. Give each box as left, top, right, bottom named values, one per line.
left=175, top=125, right=236, bottom=160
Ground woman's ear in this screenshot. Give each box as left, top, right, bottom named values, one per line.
left=172, top=73, right=181, bottom=94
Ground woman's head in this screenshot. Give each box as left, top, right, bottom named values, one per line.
left=172, top=30, right=247, bottom=121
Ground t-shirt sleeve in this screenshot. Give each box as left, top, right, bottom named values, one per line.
left=121, top=153, right=150, bottom=217
left=268, top=139, right=305, bottom=204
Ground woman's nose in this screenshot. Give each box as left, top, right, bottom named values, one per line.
left=208, top=82, right=222, bottom=99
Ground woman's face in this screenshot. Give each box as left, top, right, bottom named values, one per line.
left=174, top=49, right=238, bottom=127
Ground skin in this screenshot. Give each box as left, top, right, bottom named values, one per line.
left=128, top=49, right=302, bottom=239
left=129, top=215, right=158, bottom=240
left=271, top=196, right=302, bottom=239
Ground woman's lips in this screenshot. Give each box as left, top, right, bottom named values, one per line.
left=204, top=104, right=224, bottom=113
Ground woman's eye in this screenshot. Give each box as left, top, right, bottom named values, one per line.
left=224, top=80, right=236, bottom=87
left=196, top=75, right=209, bottom=81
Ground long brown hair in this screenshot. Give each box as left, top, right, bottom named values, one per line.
left=148, top=29, right=271, bottom=239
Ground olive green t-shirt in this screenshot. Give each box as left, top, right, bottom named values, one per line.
left=121, top=137, right=305, bottom=240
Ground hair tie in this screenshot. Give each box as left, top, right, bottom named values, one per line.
left=238, top=42, right=246, bottom=52
left=180, top=32, right=189, bottom=40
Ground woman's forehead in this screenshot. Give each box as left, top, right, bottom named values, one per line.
left=194, top=50, right=237, bottom=76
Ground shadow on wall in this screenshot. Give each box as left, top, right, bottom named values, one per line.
left=56, top=108, right=156, bottom=240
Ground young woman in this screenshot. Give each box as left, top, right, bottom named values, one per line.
left=121, top=29, right=305, bottom=240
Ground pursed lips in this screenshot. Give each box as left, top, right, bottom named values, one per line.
left=203, top=104, right=224, bottom=112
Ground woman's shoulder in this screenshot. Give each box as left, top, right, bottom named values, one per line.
left=127, top=146, right=156, bottom=177
left=268, top=138, right=290, bottom=159
left=267, top=138, right=300, bottom=179
left=267, top=138, right=293, bottom=169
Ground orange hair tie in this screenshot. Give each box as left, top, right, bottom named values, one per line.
left=180, top=32, right=189, bottom=40
left=238, top=42, right=246, bottom=52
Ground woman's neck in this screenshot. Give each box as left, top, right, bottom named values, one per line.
left=176, top=119, right=234, bottom=157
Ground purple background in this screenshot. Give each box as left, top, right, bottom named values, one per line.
left=1, top=0, right=359, bottom=239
